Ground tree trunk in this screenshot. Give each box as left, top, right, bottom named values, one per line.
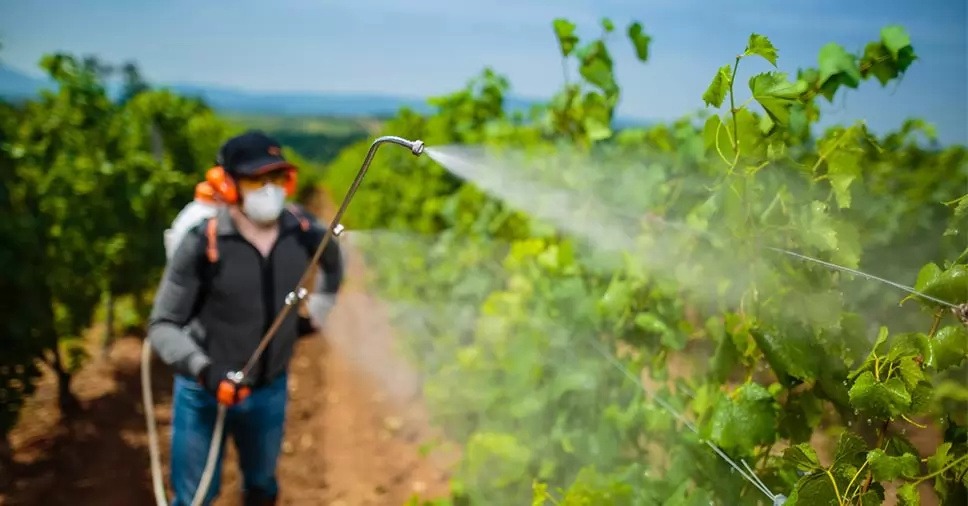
left=49, top=348, right=79, bottom=415
left=0, top=432, right=11, bottom=488
left=103, top=290, right=115, bottom=358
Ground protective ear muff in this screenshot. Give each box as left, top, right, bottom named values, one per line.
left=205, top=166, right=238, bottom=204
left=283, top=168, right=298, bottom=197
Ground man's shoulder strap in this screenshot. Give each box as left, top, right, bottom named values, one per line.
left=205, top=216, right=220, bottom=263
left=198, top=205, right=319, bottom=269
left=286, top=203, right=312, bottom=233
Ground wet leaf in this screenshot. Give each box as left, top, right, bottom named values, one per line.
left=867, top=449, right=920, bottom=481
left=848, top=371, right=911, bottom=419
left=706, top=382, right=778, bottom=450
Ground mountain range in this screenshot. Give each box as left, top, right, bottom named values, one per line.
left=0, top=63, right=626, bottom=122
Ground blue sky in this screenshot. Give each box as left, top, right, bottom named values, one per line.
left=1, top=0, right=965, bottom=144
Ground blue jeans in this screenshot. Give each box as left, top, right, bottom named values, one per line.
left=169, top=373, right=288, bottom=506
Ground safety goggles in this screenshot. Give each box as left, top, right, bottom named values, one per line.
left=236, top=169, right=290, bottom=192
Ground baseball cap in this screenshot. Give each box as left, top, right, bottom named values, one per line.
left=216, top=130, right=296, bottom=177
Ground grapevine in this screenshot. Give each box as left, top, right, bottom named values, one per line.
left=324, top=19, right=968, bottom=506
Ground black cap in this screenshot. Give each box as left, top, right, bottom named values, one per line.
left=216, top=130, right=295, bottom=177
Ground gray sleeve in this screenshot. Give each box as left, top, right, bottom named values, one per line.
left=146, top=230, right=211, bottom=378
left=314, top=223, right=344, bottom=295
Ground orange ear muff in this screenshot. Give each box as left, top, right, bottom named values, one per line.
left=283, top=168, right=297, bottom=197
left=194, top=181, right=218, bottom=203
left=206, top=166, right=238, bottom=204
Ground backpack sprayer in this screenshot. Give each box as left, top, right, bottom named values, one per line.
left=141, top=135, right=426, bottom=506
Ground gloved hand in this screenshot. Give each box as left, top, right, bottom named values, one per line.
left=198, top=364, right=251, bottom=406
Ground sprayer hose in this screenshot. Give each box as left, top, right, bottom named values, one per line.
left=142, top=338, right=227, bottom=506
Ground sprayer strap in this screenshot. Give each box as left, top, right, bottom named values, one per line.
left=287, top=203, right=311, bottom=232
left=205, top=218, right=219, bottom=263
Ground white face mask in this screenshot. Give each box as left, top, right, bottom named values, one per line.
left=241, top=183, right=286, bottom=224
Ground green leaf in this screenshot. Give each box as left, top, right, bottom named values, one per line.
left=702, top=64, right=732, bottom=108
left=783, top=443, right=822, bottom=472
left=750, top=328, right=823, bottom=385
left=862, top=42, right=898, bottom=86
left=786, top=472, right=840, bottom=506
left=944, top=195, right=968, bottom=236
left=748, top=72, right=803, bottom=126
left=817, top=42, right=862, bottom=99
left=867, top=449, right=920, bottom=481
left=833, top=431, right=867, bottom=469
left=933, top=325, right=968, bottom=370
left=824, top=142, right=862, bottom=209
left=582, top=116, right=612, bottom=142
left=880, top=25, right=912, bottom=60
left=857, top=490, right=886, bottom=506
left=705, top=382, right=778, bottom=451
left=600, top=17, right=615, bottom=33
left=913, top=263, right=943, bottom=292
left=896, top=482, right=920, bottom=505
left=744, top=33, right=778, bottom=66
left=848, top=371, right=911, bottom=419
left=552, top=18, right=579, bottom=57
left=898, top=357, right=925, bottom=391
left=627, top=22, right=651, bottom=62
left=578, top=42, right=617, bottom=94
left=702, top=114, right=734, bottom=158
left=920, top=264, right=968, bottom=306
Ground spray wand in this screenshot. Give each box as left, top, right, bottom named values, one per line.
left=142, top=135, right=425, bottom=506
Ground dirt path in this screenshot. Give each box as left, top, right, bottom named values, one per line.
left=2, top=328, right=451, bottom=505
left=1, top=189, right=455, bottom=505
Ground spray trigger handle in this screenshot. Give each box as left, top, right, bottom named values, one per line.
left=285, top=287, right=309, bottom=306
left=216, top=370, right=251, bottom=406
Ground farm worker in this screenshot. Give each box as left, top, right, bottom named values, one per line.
left=147, top=130, right=344, bottom=506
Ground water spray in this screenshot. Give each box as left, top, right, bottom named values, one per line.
left=142, top=135, right=425, bottom=506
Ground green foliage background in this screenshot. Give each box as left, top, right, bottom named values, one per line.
left=2, top=16, right=966, bottom=506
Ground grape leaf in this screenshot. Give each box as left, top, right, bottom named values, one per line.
left=862, top=42, right=898, bottom=86
left=783, top=443, right=822, bottom=472
left=944, top=195, right=968, bottom=236
left=748, top=72, right=803, bottom=126
left=817, top=42, right=861, bottom=101
left=867, top=449, right=920, bottom=481
left=750, top=328, right=823, bottom=385
left=552, top=18, right=579, bottom=57
left=745, top=33, right=778, bottom=66
left=825, top=145, right=862, bottom=209
left=933, top=325, right=968, bottom=370
left=896, top=483, right=920, bottom=505
left=705, top=382, right=778, bottom=450
left=833, top=431, right=867, bottom=469
left=785, top=472, right=840, bottom=506
left=880, top=25, right=912, bottom=60
left=600, top=17, right=615, bottom=33
left=920, top=264, right=968, bottom=305
left=702, top=64, right=732, bottom=108
left=627, top=22, right=651, bottom=62
left=848, top=371, right=911, bottom=419
left=583, top=116, right=612, bottom=142
left=906, top=382, right=933, bottom=415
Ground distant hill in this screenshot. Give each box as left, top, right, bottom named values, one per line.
left=0, top=64, right=50, bottom=98
left=0, top=63, right=650, bottom=128
left=0, top=63, right=535, bottom=118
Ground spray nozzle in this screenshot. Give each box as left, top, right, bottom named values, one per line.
left=411, top=140, right=425, bottom=156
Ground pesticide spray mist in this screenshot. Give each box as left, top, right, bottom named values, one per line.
left=317, top=142, right=960, bottom=504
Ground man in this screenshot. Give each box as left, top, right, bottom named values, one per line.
left=147, top=130, right=343, bottom=506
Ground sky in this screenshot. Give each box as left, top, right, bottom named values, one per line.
left=1, top=0, right=965, bottom=144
